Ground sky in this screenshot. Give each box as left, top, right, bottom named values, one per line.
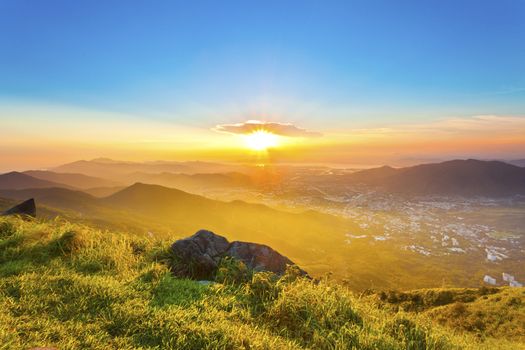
left=0, top=0, right=524, bottom=170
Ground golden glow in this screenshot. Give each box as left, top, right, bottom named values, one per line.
left=243, top=130, right=279, bottom=151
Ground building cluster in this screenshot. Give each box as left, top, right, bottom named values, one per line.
left=483, top=273, right=523, bottom=287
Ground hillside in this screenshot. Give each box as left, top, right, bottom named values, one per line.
left=83, top=186, right=126, bottom=197
left=23, top=170, right=121, bottom=189
left=0, top=171, right=72, bottom=190
left=0, top=216, right=522, bottom=349
left=345, top=159, right=525, bottom=196
left=0, top=184, right=355, bottom=279
left=122, top=171, right=254, bottom=191
left=2, top=182, right=522, bottom=291
left=0, top=187, right=100, bottom=213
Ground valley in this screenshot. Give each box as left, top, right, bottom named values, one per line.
left=1, top=158, right=524, bottom=291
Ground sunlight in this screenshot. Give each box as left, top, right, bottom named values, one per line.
left=243, top=130, right=279, bottom=151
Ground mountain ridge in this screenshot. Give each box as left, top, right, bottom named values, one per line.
left=0, top=171, right=74, bottom=190
left=23, top=170, right=120, bottom=189
left=344, top=159, right=525, bottom=196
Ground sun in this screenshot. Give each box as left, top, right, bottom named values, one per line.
left=243, top=130, right=279, bottom=151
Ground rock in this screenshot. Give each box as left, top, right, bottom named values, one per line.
left=170, top=229, right=307, bottom=279
left=226, top=241, right=299, bottom=275
left=1, top=198, right=36, bottom=217
left=170, top=229, right=229, bottom=279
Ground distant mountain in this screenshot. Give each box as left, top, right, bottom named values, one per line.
left=83, top=186, right=126, bottom=197
left=345, top=159, right=525, bottom=197
left=0, top=172, right=72, bottom=190
left=23, top=170, right=120, bottom=189
left=103, top=183, right=347, bottom=251
left=0, top=187, right=99, bottom=213
left=344, top=165, right=398, bottom=184
left=52, top=158, right=247, bottom=179
left=121, top=171, right=254, bottom=191
left=508, top=159, right=525, bottom=167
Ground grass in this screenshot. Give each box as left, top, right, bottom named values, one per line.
left=0, top=216, right=523, bottom=349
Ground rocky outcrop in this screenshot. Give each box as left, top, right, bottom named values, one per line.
left=170, top=229, right=306, bottom=279
left=1, top=198, right=36, bottom=217
left=170, top=230, right=229, bottom=279
left=226, top=241, right=297, bottom=275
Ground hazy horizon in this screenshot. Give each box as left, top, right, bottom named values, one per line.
left=2, top=155, right=525, bottom=174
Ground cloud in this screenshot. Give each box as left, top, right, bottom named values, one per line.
left=213, top=120, right=322, bottom=137
left=347, top=115, right=525, bottom=137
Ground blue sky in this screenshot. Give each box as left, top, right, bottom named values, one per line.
left=0, top=1, right=524, bottom=168
left=1, top=1, right=524, bottom=121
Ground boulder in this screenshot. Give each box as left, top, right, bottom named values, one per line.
left=1, top=198, right=36, bottom=217
left=226, top=241, right=297, bottom=275
left=170, top=229, right=229, bottom=279
left=170, top=229, right=307, bottom=279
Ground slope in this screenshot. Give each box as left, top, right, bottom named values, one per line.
left=0, top=171, right=72, bottom=190
left=345, top=159, right=525, bottom=196
left=24, top=170, right=120, bottom=189
left=0, top=216, right=521, bottom=349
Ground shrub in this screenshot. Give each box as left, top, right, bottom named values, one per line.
left=264, top=279, right=362, bottom=346
left=215, top=257, right=251, bottom=285
left=51, top=230, right=85, bottom=255
left=0, top=221, right=16, bottom=238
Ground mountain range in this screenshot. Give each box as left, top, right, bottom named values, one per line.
left=0, top=171, right=72, bottom=190
left=2, top=158, right=525, bottom=199
left=52, top=158, right=247, bottom=179
left=343, top=159, right=525, bottom=197
left=23, top=170, right=120, bottom=189
left=120, top=171, right=254, bottom=191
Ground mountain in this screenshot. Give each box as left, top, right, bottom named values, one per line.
left=344, top=165, right=398, bottom=184
left=508, top=159, right=525, bottom=167
left=23, top=170, right=120, bottom=189
left=0, top=187, right=100, bottom=213
left=52, top=158, right=247, bottom=179
left=0, top=171, right=72, bottom=190
left=0, top=183, right=350, bottom=274
left=121, top=171, right=254, bottom=191
left=102, top=183, right=345, bottom=245
left=83, top=186, right=126, bottom=197
left=344, top=159, right=525, bottom=197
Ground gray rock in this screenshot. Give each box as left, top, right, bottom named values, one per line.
left=1, top=198, right=36, bottom=217
left=170, top=229, right=229, bottom=279
left=170, top=229, right=307, bottom=279
left=226, top=241, right=298, bottom=275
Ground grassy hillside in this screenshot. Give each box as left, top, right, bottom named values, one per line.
left=1, top=186, right=521, bottom=291
left=0, top=216, right=523, bottom=349
left=0, top=184, right=359, bottom=281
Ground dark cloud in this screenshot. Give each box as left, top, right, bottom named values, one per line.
left=214, top=120, right=322, bottom=137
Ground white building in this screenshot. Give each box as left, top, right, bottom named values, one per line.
left=483, top=275, right=497, bottom=285
left=510, top=280, right=523, bottom=287
left=502, top=273, right=515, bottom=282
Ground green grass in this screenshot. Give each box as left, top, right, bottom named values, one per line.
left=0, top=216, right=523, bottom=349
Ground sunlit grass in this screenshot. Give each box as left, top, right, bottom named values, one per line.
left=0, top=216, right=523, bottom=349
